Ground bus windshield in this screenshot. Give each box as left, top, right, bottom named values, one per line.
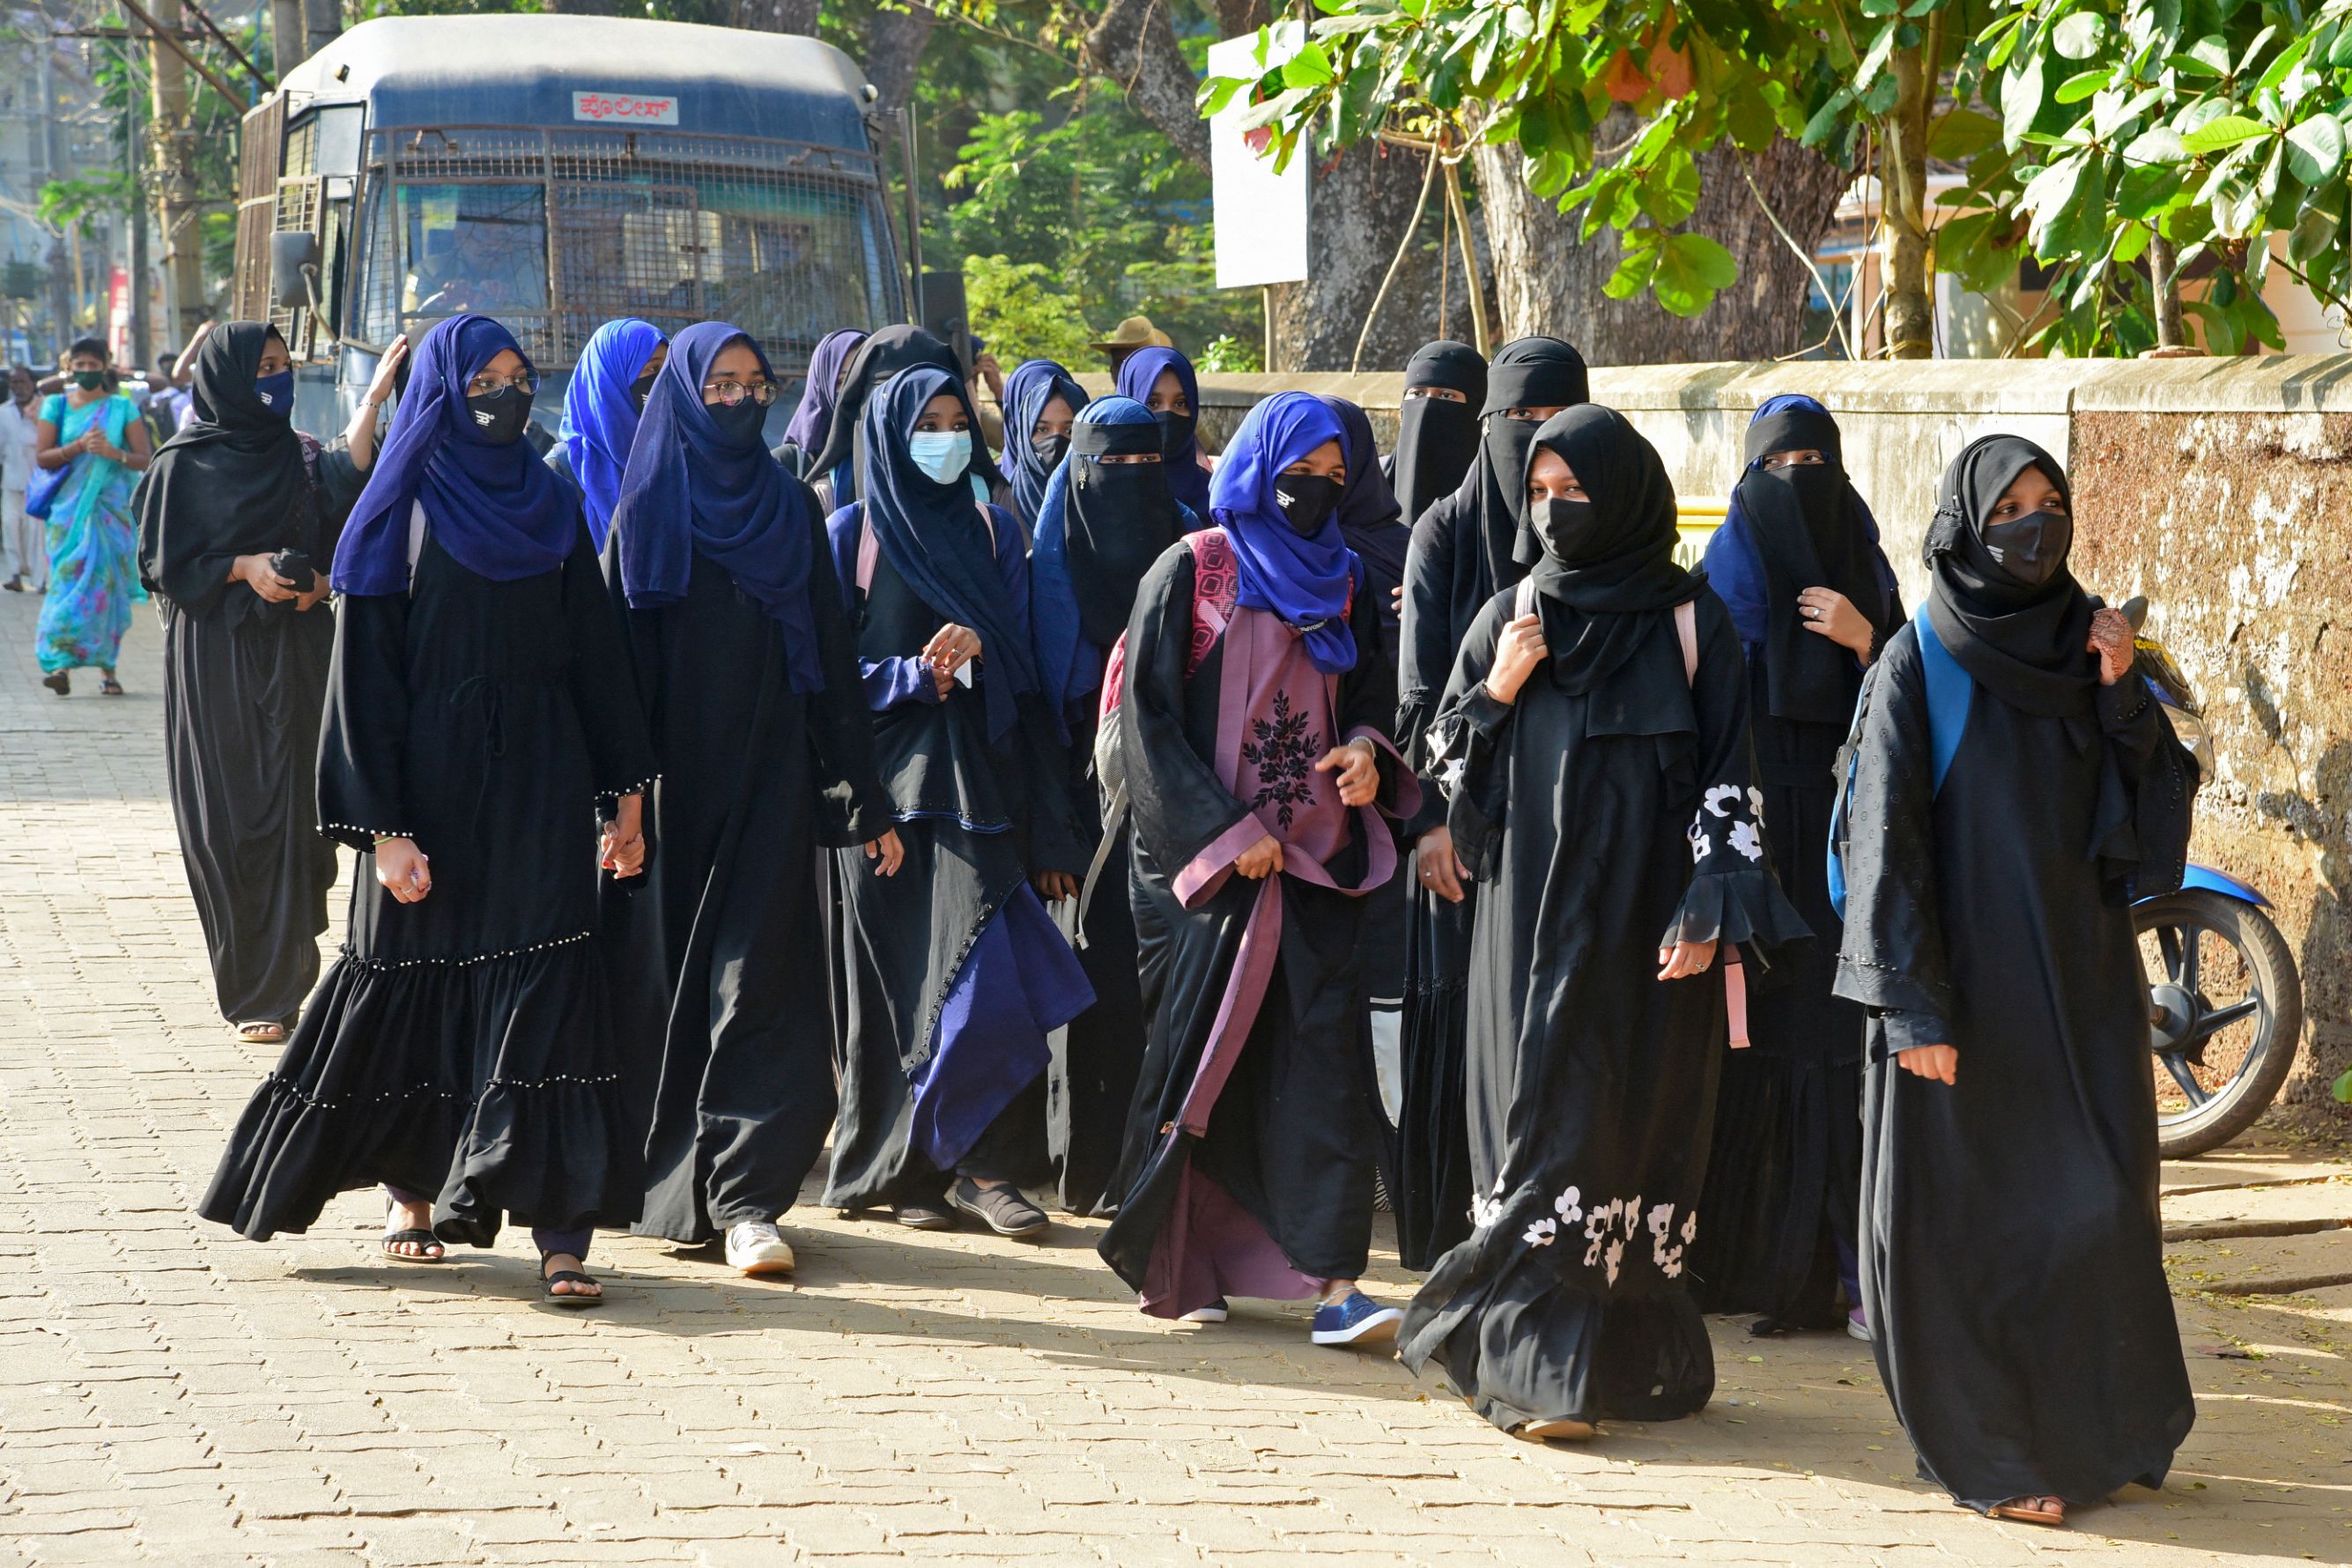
left=399, top=182, right=550, bottom=322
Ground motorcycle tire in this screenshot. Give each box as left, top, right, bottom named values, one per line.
left=2136, top=888, right=2304, bottom=1160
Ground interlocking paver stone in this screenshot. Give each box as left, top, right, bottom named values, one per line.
left=1, top=589, right=2346, bottom=1567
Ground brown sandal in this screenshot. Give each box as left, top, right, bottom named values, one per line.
left=1988, top=1496, right=2067, bottom=1527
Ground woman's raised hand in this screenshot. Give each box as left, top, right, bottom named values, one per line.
left=2087, top=607, right=2134, bottom=686
left=1483, top=613, right=1549, bottom=706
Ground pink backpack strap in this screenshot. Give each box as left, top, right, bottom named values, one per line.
left=1675, top=598, right=1698, bottom=684
left=1187, top=528, right=1240, bottom=677
left=856, top=501, right=997, bottom=596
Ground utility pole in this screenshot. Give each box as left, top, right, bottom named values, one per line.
left=302, top=0, right=340, bottom=63
left=38, top=41, right=73, bottom=362
left=271, top=0, right=307, bottom=70
left=124, top=91, right=151, bottom=370
left=146, top=0, right=207, bottom=351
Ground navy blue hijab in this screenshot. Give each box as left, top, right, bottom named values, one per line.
left=1116, top=345, right=1210, bottom=518
left=336, top=314, right=578, bottom=596
left=1210, top=391, right=1357, bottom=675
left=558, top=316, right=664, bottom=550
left=1320, top=396, right=1409, bottom=641
left=996, top=358, right=1088, bottom=530
left=611, top=322, right=823, bottom=692
left=862, top=365, right=1039, bottom=739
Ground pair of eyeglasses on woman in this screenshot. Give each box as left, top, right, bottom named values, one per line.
left=703, top=380, right=779, bottom=408
left=466, top=369, right=540, bottom=396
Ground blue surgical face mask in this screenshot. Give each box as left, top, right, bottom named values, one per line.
left=908, top=429, right=971, bottom=484
left=254, top=369, right=295, bottom=419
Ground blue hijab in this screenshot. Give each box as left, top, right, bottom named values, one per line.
left=1030, top=396, right=1192, bottom=721
left=1210, top=391, right=1357, bottom=675
left=611, top=322, right=824, bottom=692
left=558, top=316, right=663, bottom=550
left=1705, top=393, right=1893, bottom=649
left=335, top=314, right=577, bottom=596
left=782, top=327, right=866, bottom=455
left=1115, top=344, right=1209, bottom=518
left=861, top=366, right=1039, bottom=740
left=996, top=359, right=1089, bottom=530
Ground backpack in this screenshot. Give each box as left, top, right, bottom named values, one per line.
left=1504, top=581, right=1753, bottom=1049
left=1825, top=610, right=1970, bottom=921
left=1076, top=528, right=1347, bottom=934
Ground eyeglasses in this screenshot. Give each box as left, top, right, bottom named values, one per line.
left=703, top=379, right=779, bottom=408
left=466, top=369, right=539, bottom=396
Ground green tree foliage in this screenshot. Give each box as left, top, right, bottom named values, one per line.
left=960, top=253, right=1102, bottom=365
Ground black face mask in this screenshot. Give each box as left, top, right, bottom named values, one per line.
left=465, top=386, right=533, bottom=446
left=1767, top=461, right=1839, bottom=514
left=630, top=369, right=658, bottom=414
left=1980, top=507, right=2072, bottom=587
left=1031, top=433, right=1069, bottom=470
left=1529, top=497, right=1601, bottom=563
left=706, top=396, right=766, bottom=445
left=1155, top=409, right=1195, bottom=455
left=1272, top=472, right=1341, bottom=537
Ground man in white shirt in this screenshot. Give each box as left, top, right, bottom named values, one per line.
left=0, top=365, right=44, bottom=592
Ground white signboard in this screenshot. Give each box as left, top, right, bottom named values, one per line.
left=1209, top=26, right=1310, bottom=290
left=572, top=91, right=680, bottom=127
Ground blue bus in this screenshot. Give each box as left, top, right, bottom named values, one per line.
left=231, top=12, right=907, bottom=433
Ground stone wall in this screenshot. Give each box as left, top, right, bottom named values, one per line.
left=1132, top=356, right=2352, bottom=1134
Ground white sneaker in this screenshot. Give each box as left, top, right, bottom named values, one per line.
left=725, top=1220, right=795, bottom=1276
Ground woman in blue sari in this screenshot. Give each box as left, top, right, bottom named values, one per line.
left=33, top=337, right=150, bottom=694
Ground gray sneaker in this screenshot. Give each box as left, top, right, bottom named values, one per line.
left=948, top=1177, right=1049, bottom=1238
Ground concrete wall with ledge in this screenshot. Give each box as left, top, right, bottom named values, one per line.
left=1101, top=356, right=2351, bottom=1131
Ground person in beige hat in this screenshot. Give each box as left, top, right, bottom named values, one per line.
left=1094, top=315, right=1174, bottom=376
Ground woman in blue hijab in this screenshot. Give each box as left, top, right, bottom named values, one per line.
left=821, top=363, right=1093, bottom=1240
left=995, top=358, right=1088, bottom=535
left=199, top=314, right=656, bottom=1309
left=551, top=317, right=665, bottom=550
left=1115, top=344, right=1211, bottom=518
left=601, top=322, right=899, bottom=1277
left=775, top=326, right=866, bottom=478
left=1026, top=395, right=1189, bottom=1211
left=1097, top=391, right=1417, bottom=1350
left=1688, top=395, right=1900, bottom=1337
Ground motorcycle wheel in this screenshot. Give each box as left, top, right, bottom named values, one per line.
left=2136, top=889, right=2304, bottom=1159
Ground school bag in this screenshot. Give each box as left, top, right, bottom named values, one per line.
left=1825, top=610, right=1970, bottom=921
left=1510, top=580, right=1749, bottom=1048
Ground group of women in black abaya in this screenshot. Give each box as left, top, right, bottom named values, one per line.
left=156, top=310, right=2193, bottom=1526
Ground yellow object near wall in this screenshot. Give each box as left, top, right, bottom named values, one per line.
left=1675, top=497, right=1727, bottom=570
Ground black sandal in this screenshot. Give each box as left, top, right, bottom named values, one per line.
left=539, top=1252, right=603, bottom=1308
left=381, top=1229, right=445, bottom=1263
left=41, top=672, right=66, bottom=697
left=99, top=678, right=124, bottom=696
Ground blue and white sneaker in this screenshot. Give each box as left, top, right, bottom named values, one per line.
left=1310, top=1291, right=1402, bottom=1347
left=1178, top=1298, right=1229, bottom=1324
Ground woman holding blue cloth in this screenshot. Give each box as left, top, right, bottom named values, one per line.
left=199, top=314, right=655, bottom=1308
left=1029, top=395, right=1191, bottom=1213
left=823, top=363, right=1092, bottom=1239
left=32, top=337, right=150, bottom=695
left=550, top=317, right=667, bottom=550
left=1688, top=395, right=1900, bottom=1337
left=1096, top=391, right=1415, bottom=1347
left=604, top=322, right=899, bottom=1276
left=995, top=358, right=1088, bottom=536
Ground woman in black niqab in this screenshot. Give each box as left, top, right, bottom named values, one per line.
left=1398, top=404, right=1805, bottom=1439
left=134, top=322, right=384, bottom=1039
left=602, top=322, right=899, bottom=1271
left=1833, top=434, right=2194, bottom=1522
left=1390, top=334, right=1587, bottom=1270
left=1687, top=396, right=1901, bottom=1334
left=1390, top=339, right=1485, bottom=529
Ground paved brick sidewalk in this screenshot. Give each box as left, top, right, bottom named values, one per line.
left=0, top=588, right=2345, bottom=1567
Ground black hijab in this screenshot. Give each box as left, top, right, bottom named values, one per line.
left=1466, top=336, right=1590, bottom=595
left=1733, top=400, right=1895, bottom=724
left=1521, top=404, right=1699, bottom=708
left=1321, top=396, right=1409, bottom=622
left=135, top=322, right=311, bottom=614
left=1924, top=434, right=2098, bottom=718
left=805, top=324, right=965, bottom=487
left=1393, top=338, right=1485, bottom=529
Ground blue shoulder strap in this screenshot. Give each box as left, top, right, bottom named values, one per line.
left=1912, top=608, right=1972, bottom=795
left=1825, top=614, right=1975, bottom=920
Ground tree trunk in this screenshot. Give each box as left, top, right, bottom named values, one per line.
left=269, top=0, right=306, bottom=71
left=146, top=0, right=205, bottom=352
left=1084, top=0, right=1211, bottom=175
left=1215, top=0, right=1271, bottom=35
left=1469, top=132, right=1850, bottom=363
left=2150, top=234, right=2186, bottom=349
left=862, top=6, right=933, bottom=116
left=725, top=0, right=822, bottom=31
left=1264, top=141, right=1446, bottom=371
left=301, top=0, right=339, bottom=63
left=1880, top=41, right=1936, bottom=359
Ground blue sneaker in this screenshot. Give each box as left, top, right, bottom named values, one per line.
left=1310, top=1291, right=1402, bottom=1347
left=1179, top=1298, right=1229, bottom=1324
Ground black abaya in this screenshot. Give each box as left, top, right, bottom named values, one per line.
left=1398, top=587, right=1805, bottom=1431
left=1834, top=625, right=2195, bottom=1510
left=610, top=537, right=891, bottom=1242
left=200, top=521, right=658, bottom=1246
